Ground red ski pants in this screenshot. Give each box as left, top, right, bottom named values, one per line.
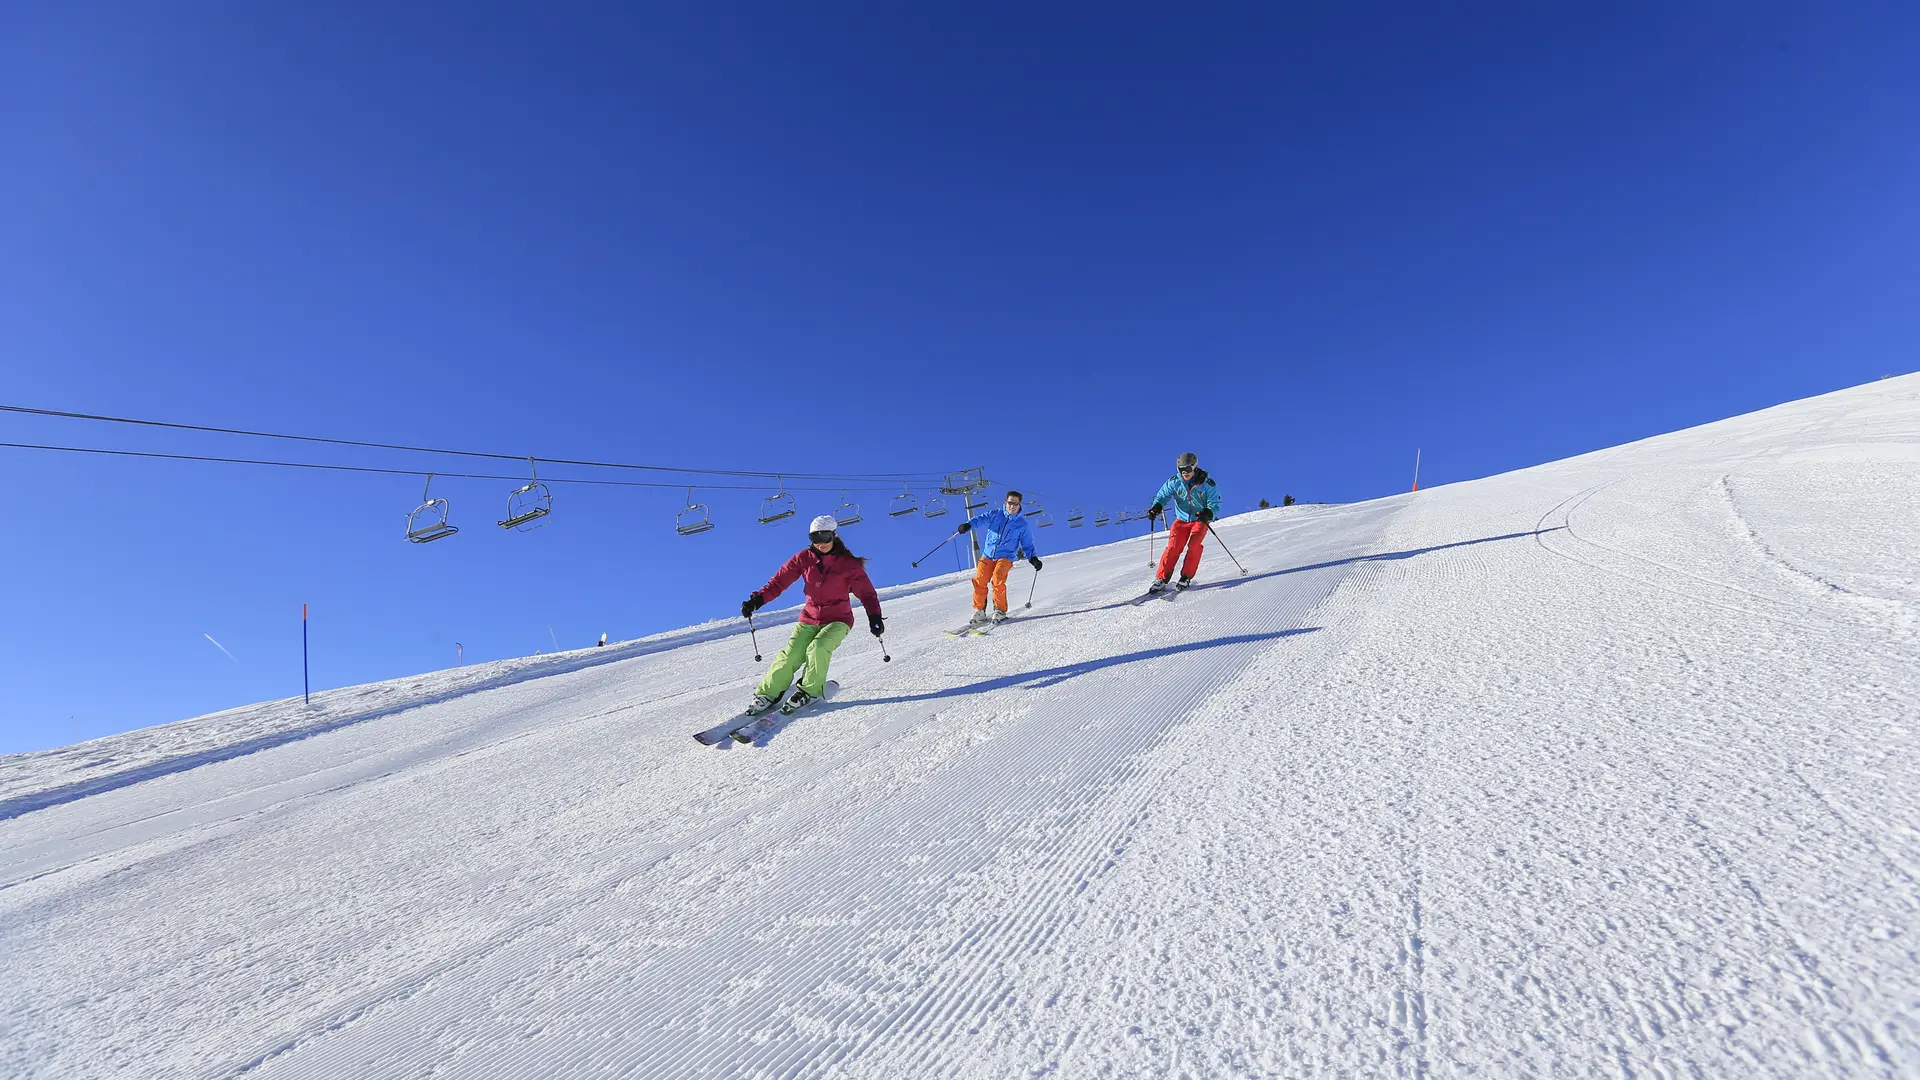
left=972, top=558, right=1014, bottom=612
left=1157, top=519, right=1209, bottom=580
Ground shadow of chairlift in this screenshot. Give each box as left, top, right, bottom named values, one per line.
left=405, top=473, right=459, bottom=543
left=1066, top=506, right=1085, bottom=528
left=497, top=458, right=552, bottom=531
left=834, top=490, right=863, bottom=527
left=888, top=485, right=919, bottom=518
left=759, top=476, right=797, bottom=525
left=676, top=487, right=714, bottom=535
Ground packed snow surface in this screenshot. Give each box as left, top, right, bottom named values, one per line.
left=4, top=376, right=1918, bottom=1079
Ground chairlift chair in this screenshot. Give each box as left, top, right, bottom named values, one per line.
left=1094, top=508, right=1111, bottom=527
left=405, top=473, right=459, bottom=544
left=922, top=495, right=949, bottom=519
left=888, top=484, right=919, bottom=518
left=1066, top=506, right=1085, bottom=529
left=758, top=476, right=797, bottom=525
left=1029, top=508, right=1054, bottom=528
left=834, top=490, right=863, bottom=527
left=497, top=458, right=552, bottom=531
left=675, top=487, right=714, bottom=535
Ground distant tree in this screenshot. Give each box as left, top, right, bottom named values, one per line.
left=1258, top=497, right=1271, bottom=509
left=1282, top=494, right=1296, bottom=506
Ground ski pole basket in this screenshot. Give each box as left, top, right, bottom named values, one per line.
left=758, top=476, right=797, bottom=525
left=922, top=495, right=949, bottom=519
left=1066, top=506, right=1084, bottom=528
left=834, top=490, right=863, bottom=527
left=405, top=473, right=459, bottom=544
left=497, top=458, right=552, bottom=531
left=675, top=487, right=714, bottom=535
left=888, top=484, right=919, bottom=518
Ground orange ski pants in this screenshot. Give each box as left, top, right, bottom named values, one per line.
left=972, top=558, right=1015, bottom=612
left=1157, top=519, right=1209, bottom=580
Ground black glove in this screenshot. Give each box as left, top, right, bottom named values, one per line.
left=1146, top=504, right=1164, bottom=522
left=1028, top=557, right=1042, bottom=571
left=955, top=522, right=971, bottom=534
left=741, top=593, right=764, bottom=618
left=1197, top=509, right=1214, bottom=523
left=868, top=615, right=886, bottom=637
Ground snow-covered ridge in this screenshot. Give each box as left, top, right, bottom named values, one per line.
left=2, top=373, right=1915, bottom=1079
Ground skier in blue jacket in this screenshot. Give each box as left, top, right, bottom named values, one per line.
left=955, top=489, right=1042, bottom=626
left=1145, top=452, right=1222, bottom=592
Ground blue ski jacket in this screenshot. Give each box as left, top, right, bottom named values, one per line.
left=965, top=507, right=1041, bottom=561
left=1151, top=468, right=1222, bottom=523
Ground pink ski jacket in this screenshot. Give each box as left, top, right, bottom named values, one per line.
left=758, top=548, right=882, bottom=628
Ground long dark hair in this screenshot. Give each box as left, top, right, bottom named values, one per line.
left=812, top=535, right=867, bottom=565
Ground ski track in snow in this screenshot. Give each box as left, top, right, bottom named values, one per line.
left=2, top=374, right=1918, bottom=1079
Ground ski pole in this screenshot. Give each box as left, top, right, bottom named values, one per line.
left=911, top=530, right=962, bottom=568
left=746, top=612, right=763, bottom=662
left=1206, top=523, right=1249, bottom=576
left=876, top=631, right=891, bottom=663
left=1147, top=516, right=1156, bottom=568
left=1024, top=568, right=1040, bottom=609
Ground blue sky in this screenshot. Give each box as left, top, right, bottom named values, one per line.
left=2, top=4, right=1915, bottom=753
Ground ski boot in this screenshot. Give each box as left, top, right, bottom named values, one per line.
left=1176, top=575, right=1194, bottom=591
left=1146, top=577, right=1169, bottom=594
left=967, top=608, right=992, bottom=628
left=779, top=687, right=817, bottom=716
left=745, top=693, right=780, bottom=716
left=989, top=608, right=1008, bottom=624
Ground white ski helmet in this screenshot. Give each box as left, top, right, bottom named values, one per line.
left=808, top=514, right=839, bottom=534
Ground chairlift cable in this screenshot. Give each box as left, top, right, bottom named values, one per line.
left=0, top=403, right=946, bottom=483
left=0, top=441, right=931, bottom=491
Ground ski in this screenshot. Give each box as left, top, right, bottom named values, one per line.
left=945, top=618, right=992, bottom=637
left=1129, top=586, right=1175, bottom=606
left=968, top=616, right=1011, bottom=636
left=726, top=681, right=839, bottom=744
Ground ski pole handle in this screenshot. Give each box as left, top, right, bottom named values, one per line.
left=911, top=530, right=962, bottom=568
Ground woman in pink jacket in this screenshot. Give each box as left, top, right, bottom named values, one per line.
left=738, top=515, right=885, bottom=717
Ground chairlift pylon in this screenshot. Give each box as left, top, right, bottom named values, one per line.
left=939, top=467, right=987, bottom=496
left=888, top=484, right=919, bottom=518
left=497, top=458, right=552, bottom=531
left=675, top=486, right=714, bottom=535
left=834, top=490, right=863, bottom=527
left=1066, top=506, right=1085, bottom=529
left=922, top=494, right=949, bottom=519
left=758, top=476, right=797, bottom=525
left=405, top=473, right=459, bottom=544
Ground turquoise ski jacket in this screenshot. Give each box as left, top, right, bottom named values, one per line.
left=1151, top=468, right=1222, bottom=523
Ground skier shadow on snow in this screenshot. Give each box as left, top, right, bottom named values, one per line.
left=853, top=627, right=1319, bottom=709
left=1185, top=527, right=1562, bottom=597
left=1008, top=528, right=1561, bottom=626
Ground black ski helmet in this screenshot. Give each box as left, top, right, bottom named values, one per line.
left=1176, top=452, right=1198, bottom=470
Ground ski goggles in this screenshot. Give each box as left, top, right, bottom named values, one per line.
left=809, top=530, right=837, bottom=544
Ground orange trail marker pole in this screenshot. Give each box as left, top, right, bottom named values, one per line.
left=1412, top=448, right=1422, bottom=492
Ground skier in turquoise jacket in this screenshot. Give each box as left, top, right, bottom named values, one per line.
left=955, top=489, right=1042, bottom=626
left=1145, top=452, right=1221, bottom=592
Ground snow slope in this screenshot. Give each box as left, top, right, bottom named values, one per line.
left=3, top=375, right=1917, bottom=1079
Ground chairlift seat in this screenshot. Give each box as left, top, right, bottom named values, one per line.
left=676, top=501, right=715, bottom=535
left=499, top=504, right=551, bottom=530
left=888, top=492, right=919, bottom=517
left=407, top=498, right=459, bottom=544
left=758, top=491, right=797, bottom=524
left=923, top=497, right=949, bottom=519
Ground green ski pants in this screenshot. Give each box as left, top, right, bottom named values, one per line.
left=755, top=620, right=850, bottom=700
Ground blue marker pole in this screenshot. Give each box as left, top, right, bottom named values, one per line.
left=302, top=603, right=310, bottom=705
